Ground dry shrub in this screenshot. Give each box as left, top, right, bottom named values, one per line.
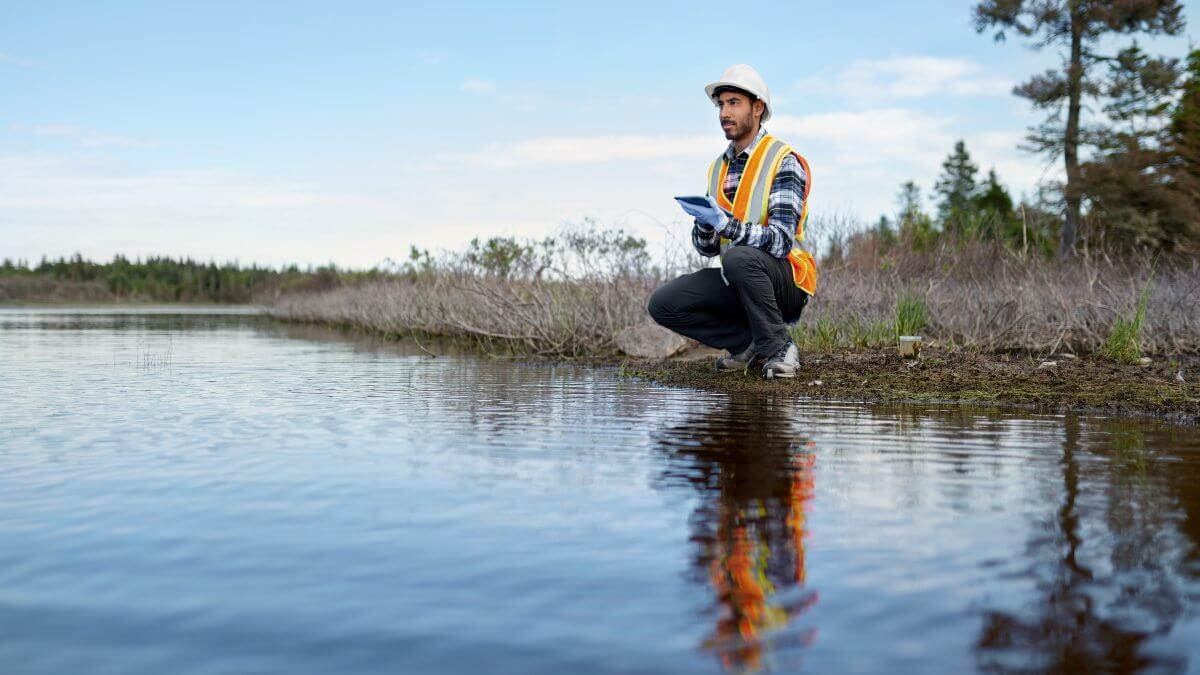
left=272, top=217, right=1200, bottom=357
left=808, top=233, right=1200, bottom=355
left=272, top=224, right=659, bottom=357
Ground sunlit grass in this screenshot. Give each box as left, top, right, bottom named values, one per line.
left=1103, top=277, right=1152, bottom=364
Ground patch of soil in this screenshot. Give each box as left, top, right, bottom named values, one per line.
left=614, top=347, right=1200, bottom=425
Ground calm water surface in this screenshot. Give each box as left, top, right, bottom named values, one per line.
left=2, top=308, right=1199, bottom=674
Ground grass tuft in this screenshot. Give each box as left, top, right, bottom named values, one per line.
left=1103, top=276, right=1153, bottom=364
left=792, top=317, right=892, bottom=352
left=894, top=290, right=929, bottom=341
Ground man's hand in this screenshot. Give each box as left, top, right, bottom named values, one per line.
left=678, top=196, right=729, bottom=232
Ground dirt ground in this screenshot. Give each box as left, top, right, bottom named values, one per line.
left=613, top=347, right=1200, bottom=425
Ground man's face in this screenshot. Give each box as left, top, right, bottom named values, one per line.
left=715, top=91, right=761, bottom=141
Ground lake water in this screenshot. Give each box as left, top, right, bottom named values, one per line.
left=2, top=308, right=1199, bottom=674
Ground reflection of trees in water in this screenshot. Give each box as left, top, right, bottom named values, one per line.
left=654, top=401, right=817, bottom=673
left=975, top=416, right=1198, bottom=673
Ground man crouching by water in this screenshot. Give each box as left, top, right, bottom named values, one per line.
left=648, top=64, right=818, bottom=379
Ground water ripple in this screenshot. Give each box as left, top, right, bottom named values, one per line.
left=1, top=309, right=1198, bottom=674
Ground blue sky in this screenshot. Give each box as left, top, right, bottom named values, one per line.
left=2, top=1, right=1196, bottom=268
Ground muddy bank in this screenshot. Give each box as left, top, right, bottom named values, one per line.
left=269, top=312, right=1199, bottom=423
left=614, top=348, right=1200, bottom=425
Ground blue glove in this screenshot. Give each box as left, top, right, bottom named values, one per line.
left=676, top=196, right=729, bottom=232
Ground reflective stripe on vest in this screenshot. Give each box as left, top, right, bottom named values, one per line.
left=705, top=136, right=818, bottom=296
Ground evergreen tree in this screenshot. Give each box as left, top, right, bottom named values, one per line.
left=1079, top=44, right=1188, bottom=250
left=974, top=169, right=1014, bottom=217
left=896, top=181, right=937, bottom=250
left=934, top=140, right=980, bottom=232
left=1166, top=49, right=1200, bottom=248
left=974, top=0, right=1186, bottom=259
left=973, top=168, right=1021, bottom=243
left=873, top=215, right=897, bottom=250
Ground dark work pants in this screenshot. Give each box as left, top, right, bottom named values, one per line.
left=647, top=246, right=809, bottom=357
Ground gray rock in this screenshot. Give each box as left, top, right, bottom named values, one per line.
left=616, top=324, right=690, bottom=359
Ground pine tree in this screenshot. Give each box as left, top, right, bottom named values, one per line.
left=1078, top=44, right=1186, bottom=250
left=934, top=140, right=980, bottom=233
left=896, top=181, right=937, bottom=250
left=974, top=0, right=1186, bottom=259
left=972, top=168, right=1024, bottom=244
left=1166, top=49, right=1200, bottom=248
left=974, top=169, right=1013, bottom=216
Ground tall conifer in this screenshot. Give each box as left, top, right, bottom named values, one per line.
left=973, top=0, right=1186, bottom=258
left=935, top=140, right=980, bottom=232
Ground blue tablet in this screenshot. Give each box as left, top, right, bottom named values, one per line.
left=674, top=195, right=711, bottom=209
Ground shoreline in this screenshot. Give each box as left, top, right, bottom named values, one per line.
left=14, top=302, right=1197, bottom=424
left=605, top=347, right=1200, bottom=426
left=270, top=312, right=1200, bottom=425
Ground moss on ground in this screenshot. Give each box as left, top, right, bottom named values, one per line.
left=612, top=348, right=1200, bottom=424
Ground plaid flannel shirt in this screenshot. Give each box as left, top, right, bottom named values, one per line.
left=693, top=126, right=807, bottom=259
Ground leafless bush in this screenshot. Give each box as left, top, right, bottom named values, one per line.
left=806, top=234, right=1200, bottom=354
left=271, top=219, right=1200, bottom=357
left=273, top=225, right=659, bottom=357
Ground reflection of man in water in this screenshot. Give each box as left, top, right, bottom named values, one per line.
left=654, top=404, right=818, bottom=672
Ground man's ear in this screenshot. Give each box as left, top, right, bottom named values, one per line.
left=753, top=99, right=765, bottom=122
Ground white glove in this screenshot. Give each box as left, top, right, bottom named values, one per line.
left=677, top=196, right=729, bottom=231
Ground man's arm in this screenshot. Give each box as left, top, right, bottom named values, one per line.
left=715, top=153, right=806, bottom=259
left=691, top=219, right=721, bottom=257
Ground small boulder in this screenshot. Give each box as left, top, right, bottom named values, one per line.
left=617, top=324, right=690, bottom=359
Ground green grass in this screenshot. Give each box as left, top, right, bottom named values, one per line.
left=894, top=290, right=929, bottom=341
left=791, top=290, right=928, bottom=353
left=792, top=317, right=892, bottom=352
left=1102, top=277, right=1153, bottom=364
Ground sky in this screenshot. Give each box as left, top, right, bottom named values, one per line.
left=2, top=0, right=1197, bottom=268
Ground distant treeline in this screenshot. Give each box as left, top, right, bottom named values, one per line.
left=0, top=254, right=377, bottom=304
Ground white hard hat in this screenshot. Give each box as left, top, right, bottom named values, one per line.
left=705, top=64, right=772, bottom=123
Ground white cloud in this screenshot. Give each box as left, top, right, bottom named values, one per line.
left=0, top=152, right=415, bottom=266
left=0, top=52, right=36, bottom=68
left=10, top=123, right=150, bottom=149
left=796, top=56, right=1012, bottom=103
left=440, top=105, right=1049, bottom=222
left=773, top=108, right=957, bottom=166
left=460, top=76, right=498, bottom=94
left=457, top=108, right=959, bottom=170
left=0, top=106, right=1056, bottom=268
left=453, top=134, right=720, bottom=168
left=772, top=109, right=1050, bottom=219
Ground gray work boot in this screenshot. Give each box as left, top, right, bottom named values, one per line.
left=715, top=346, right=756, bottom=372
left=761, top=340, right=800, bottom=379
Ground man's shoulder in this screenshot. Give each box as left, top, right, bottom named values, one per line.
left=761, top=136, right=808, bottom=162
left=771, top=144, right=806, bottom=171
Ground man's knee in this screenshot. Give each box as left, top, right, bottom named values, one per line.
left=721, top=246, right=767, bottom=283
left=647, top=284, right=673, bottom=326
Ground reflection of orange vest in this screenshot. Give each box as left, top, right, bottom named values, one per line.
left=706, top=135, right=818, bottom=296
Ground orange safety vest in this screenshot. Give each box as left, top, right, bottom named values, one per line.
left=706, top=135, right=818, bottom=296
